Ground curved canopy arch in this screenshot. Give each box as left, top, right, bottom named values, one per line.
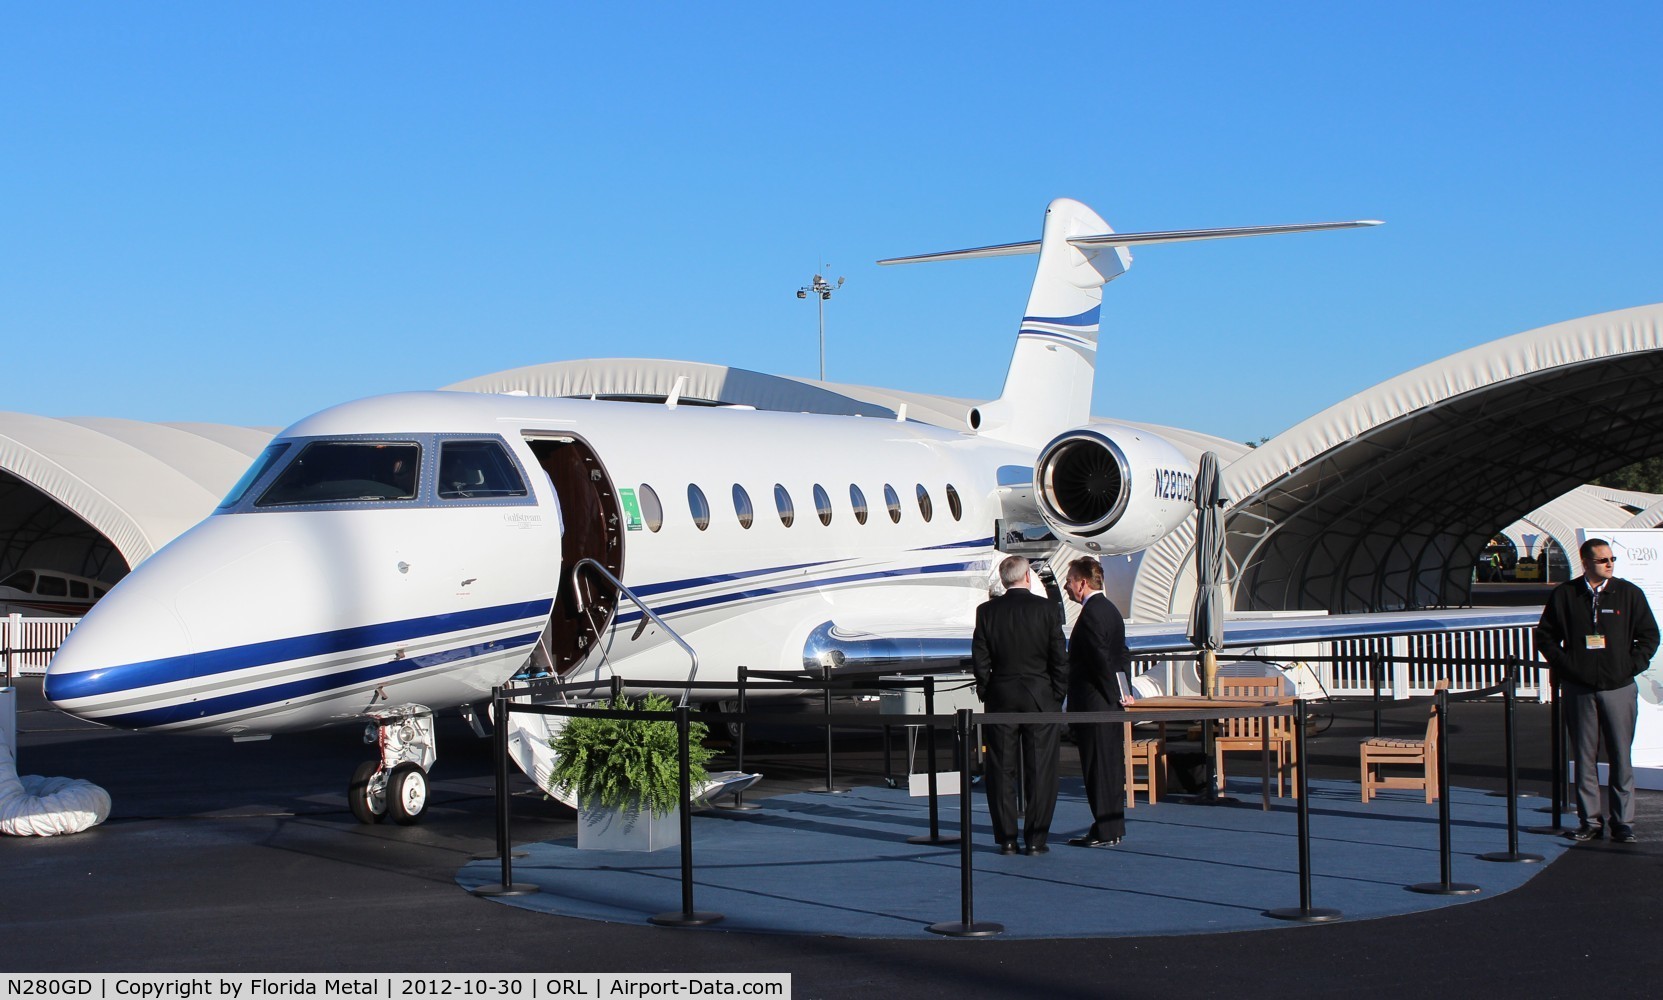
left=0, top=413, right=269, bottom=578
left=1213, top=303, right=1663, bottom=613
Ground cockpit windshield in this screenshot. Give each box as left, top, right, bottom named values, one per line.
left=256, top=441, right=421, bottom=507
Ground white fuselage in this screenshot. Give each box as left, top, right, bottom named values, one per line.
left=45, top=391, right=1030, bottom=736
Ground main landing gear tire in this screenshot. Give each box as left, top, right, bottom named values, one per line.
left=386, top=763, right=429, bottom=825
left=349, top=761, right=387, bottom=825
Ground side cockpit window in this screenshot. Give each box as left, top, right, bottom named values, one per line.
left=437, top=440, right=528, bottom=500
left=256, top=441, right=421, bottom=507
left=217, top=443, right=292, bottom=510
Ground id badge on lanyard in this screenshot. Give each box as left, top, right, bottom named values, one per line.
left=1587, top=588, right=1606, bottom=650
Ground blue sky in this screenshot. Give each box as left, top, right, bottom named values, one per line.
left=4, top=4, right=1661, bottom=445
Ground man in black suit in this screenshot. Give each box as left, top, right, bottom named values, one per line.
left=971, top=555, right=1070, bottom=856
left=1064, top=556, right=1133, bottom=848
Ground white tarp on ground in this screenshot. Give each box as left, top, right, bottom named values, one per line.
left=0, top=688, right=111, bottom=836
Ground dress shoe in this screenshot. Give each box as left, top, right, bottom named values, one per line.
left=1570, top=824, right=1603, bottom=842
left=997, top=841, right=1020, bottom=855
left=1024, top=844, right=1049, bottom=856
left=1068, top=835, right=1122, bottom=848
left=1613, top=827, right=1638, bottom=844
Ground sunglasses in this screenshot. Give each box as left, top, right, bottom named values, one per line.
left=1591, top=557, right=1617, bottom=565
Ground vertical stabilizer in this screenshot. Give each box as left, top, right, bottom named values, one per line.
left=968, top=198, right=1129, bottom=447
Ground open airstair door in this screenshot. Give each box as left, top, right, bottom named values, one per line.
left=525, top=434, right=624, bottom=677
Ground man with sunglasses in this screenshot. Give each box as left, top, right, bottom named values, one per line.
left=1536, top=538, right=1660, bottom=843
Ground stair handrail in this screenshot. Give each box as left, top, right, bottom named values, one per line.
left=571, top=556, right=699, bottom=707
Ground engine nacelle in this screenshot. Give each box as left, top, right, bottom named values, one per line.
left=1033, top=425, right=1195, bottom=553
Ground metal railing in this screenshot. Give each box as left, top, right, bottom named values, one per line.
left=1329, top=625, right=1543, bottom=699
left=570, top=558, right=699, bottom=706
left=2, top=614, right=79, bottom=680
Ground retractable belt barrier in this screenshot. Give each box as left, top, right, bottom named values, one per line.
left=475, top=684, right=1329, bottom=935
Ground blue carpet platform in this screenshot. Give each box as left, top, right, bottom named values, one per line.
left=457, top=777, right=1571, bottom=939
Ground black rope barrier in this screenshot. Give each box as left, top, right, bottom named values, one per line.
left=481, top=692, right=1304, bottom=933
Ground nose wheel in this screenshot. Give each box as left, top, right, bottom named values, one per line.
left=349, top=761, right=389, bottom=824
left=386, top=763, right=429, bottom=824
left=350, top=704, right=438, bottom=825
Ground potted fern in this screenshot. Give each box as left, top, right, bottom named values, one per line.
left=547, top=693, right=715, bottom=852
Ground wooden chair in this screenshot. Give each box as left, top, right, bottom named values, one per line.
left=1213, top=676, right=1297, bottom=798
left=1359, top=679, right=1447, bottom=803
left=1124, top=721, right=1167, bottom=806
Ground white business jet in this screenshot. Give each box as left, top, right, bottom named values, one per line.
left=44, top=198, right=1386, bottom=824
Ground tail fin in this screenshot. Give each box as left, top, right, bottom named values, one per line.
left=976, top=198, right=1126, bottom=446
left=879, top=199, right=1380, bottom=448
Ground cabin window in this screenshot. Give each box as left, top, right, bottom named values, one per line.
left=946, top=484, right=963, bottom=521
left=218, top=443, right=292, bottom=510
left=69, top=580, right=90, bottom=598
left=884, top=484, right=902, bottom=523
left=37, top=575, right=68, bottom=597
left=688, top=484, right=711, bottom=531
left=813, top=484, right=832, bottom=526
left=257, top=441, right=420, bottom=506
left=775, top=484, right=795, bottom=527
left=638, top=484, right=664, bottom=532
left=437, top=440, right=528, bottom=500
left=733, top=484, right=754, bottom=529
left=916, top=484, right=934, bottom=523
left=2, top=570, right=36, bottom=593
left=850, top=485, right=868, bottom=525
left=94, top=587, right=107, bottom=598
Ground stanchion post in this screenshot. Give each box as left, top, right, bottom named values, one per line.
left=815, top=663, right=845, bottom=794
left=909, top=675, right=959, bottom=845
left=720, top=666, right=759, bottom=811
left=1266, top=699, right=1341, bottom=922
left=1529, top=674, right=1567, bottom=834
left=1371, top=650, right=1384, bottom=739
left=650, top=705, right=723, bottom=927
left=1482, top=658, right=1544, bottom=863
left=471, top=687, right=538, bottom=897
left=1410, top=687, right=1480, bottom=894
left=927, top=708, right=1002, bottom=937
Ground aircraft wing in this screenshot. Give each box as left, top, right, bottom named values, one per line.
left=1126, top=606, right=1545, bottom=655
left=810, top=607, right=1544, bottom=673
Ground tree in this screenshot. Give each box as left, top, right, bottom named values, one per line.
left=1596, top=457, right=1663, bottom=496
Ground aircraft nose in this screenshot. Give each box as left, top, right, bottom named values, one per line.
left=45, top=587, right=194, bottom=728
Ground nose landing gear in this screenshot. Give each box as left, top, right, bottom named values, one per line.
left=349, top=704, right=437, bottom=825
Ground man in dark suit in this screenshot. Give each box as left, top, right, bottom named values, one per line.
left=971, top=555, right=1070, bottom=856
left=1064, top=556, right=1133, bottom=848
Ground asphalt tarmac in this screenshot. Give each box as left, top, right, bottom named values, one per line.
left=4, top=677, right=1661, bottom=999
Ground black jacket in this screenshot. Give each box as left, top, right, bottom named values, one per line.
left=1535, top=576, right=1660, bottom=690
left=1068, top=592, right=1130, bottom=713
left=971, top=589, right=1069, bottom=712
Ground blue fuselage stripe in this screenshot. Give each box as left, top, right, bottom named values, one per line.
left=614, top=560, right=984, bottom=625
left=45, top=599, right=553, bottom=702
left=90, top=631, right=542, bottom=729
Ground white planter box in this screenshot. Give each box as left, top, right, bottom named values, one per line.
left=578, top=803, right=681, bottom=852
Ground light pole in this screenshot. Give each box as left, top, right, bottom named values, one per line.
left=796, top=270, right=844, bottom=381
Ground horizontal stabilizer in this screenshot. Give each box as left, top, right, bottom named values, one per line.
left=878, top=219, right=1381, bottom=266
